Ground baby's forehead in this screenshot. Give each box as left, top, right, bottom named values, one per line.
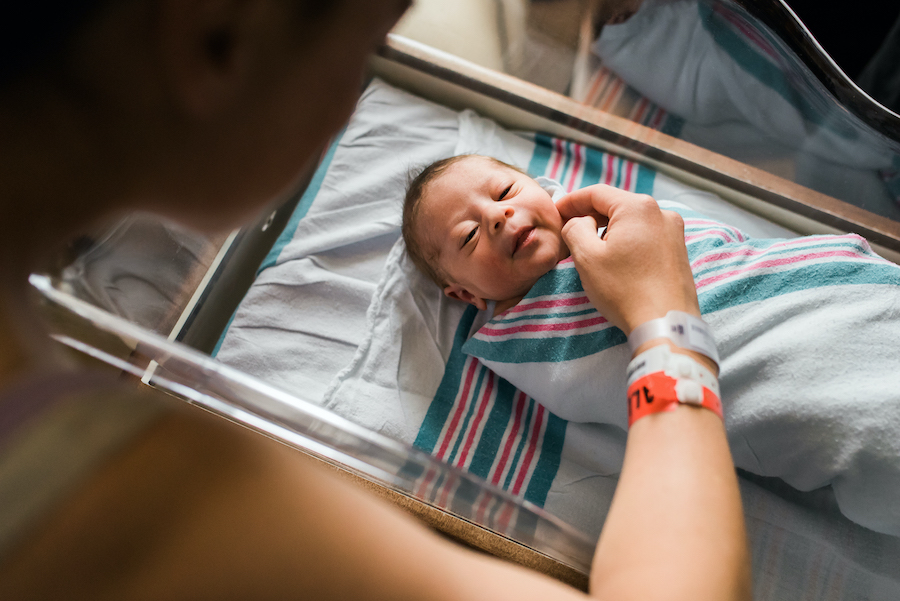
left=430, top=155, right=512, bottom=190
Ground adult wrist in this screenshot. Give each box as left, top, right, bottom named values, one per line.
left=627, top=310, right=719, bottom=369
left=626, top=344, right=723, bottom=427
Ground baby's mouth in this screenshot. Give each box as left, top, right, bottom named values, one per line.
left=513, top=227, right=535, bottom=255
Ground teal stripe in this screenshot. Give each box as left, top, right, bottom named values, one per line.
left=467, top=262, right=900, bottom=365
left=523, top=265, right=583, bottom=299
left=523, top=413, right=567, bottom=507
left=446, top=364, right=490, bottom=464
left=414, top=306, right=479, bottom=453
left=464, top=327, right=626, bottom=364
left=691, top=240, right=878, bottom=279
left=466, top=377, right=518, bottom=478
left=257, top=131, right=345, bottom=275
left=493, top=307, right=598, bottom=325
left=686, top=235, right=871, bottom=261
left=699, top=262, right=900, bottom=314
left=210, top=307, right=239, bottom=358
left=528, top=133, right=553, bottom=178
left=614, top=157, right=624, bottom=188
left=660, top=114, right=685, bottom=137
left=581, top=145, right=605, bottom=186
left=503, top=399, right=535, bottom=490
left=634, top=164, right=656, bottom=195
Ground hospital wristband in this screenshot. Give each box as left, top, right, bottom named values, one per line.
left=627, top=310, right=720, bottom=368
left=626, top=344, right=723, bottom=427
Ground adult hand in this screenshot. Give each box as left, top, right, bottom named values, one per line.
left=558, top=185, right=699, bottom=336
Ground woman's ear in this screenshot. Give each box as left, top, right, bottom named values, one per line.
left=443, top=284, right=488, bottom=311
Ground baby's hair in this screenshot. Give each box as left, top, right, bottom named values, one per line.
left=402, top=154, right=472, bottom=287
left=402, top=154, right=527, bottom=288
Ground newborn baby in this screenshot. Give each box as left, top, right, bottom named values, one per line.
left=402, top=154, right=570, bottom=316
left=401, top=153, right=900, bottom=537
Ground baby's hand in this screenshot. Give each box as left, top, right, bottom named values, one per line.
left=559, top=186, right=699, bottom=336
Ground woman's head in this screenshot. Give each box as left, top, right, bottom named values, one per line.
left=1, top=0, right=411, bottom=232
left=402, top=154, right=569, bottom=310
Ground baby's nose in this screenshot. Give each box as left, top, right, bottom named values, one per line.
left=491, top=205, right=515, bottom=230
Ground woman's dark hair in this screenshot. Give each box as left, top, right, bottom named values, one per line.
left=1, top=1, right=345, bottom=88
left=1, top=1, right=111, bottom=86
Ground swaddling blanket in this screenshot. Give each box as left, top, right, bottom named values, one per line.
left=464, top=201, right=900, bottom=535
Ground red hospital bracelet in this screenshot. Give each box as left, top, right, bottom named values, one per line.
left=627, top=371, right=723, bottom=427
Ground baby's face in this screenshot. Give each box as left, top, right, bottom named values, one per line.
left=419, top=157, right=568, bottom=309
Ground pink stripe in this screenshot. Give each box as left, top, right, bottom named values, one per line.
left=685, top=229, right=738, bottom=244
left=492, top=392, right=527, bottom=485
left=714, top=4, right=779, bottom=61
left=696, top=250, right=875, bottom=288
left=479, top=314, right=608, bottom=338
left=604, top=154, right=615, bottom=185
left=512, top=405, right=545, bottom=495
left=474, top=490, right=493, bottom=524
left=622, top=160, right=634, bottom=191
left=457, top=371, right=495, bottom=466
left=437, top=471, right=455, bottom=508
left=502, top=294, right=590, bottom=315
left=690, top=238, right=867, bottom=270
left=497, top=501, right=514, bottom=534
left=549, top=138, right=564, bottom=180
left=648, top=107, right=666, bottom=130
left=436, top=357, right=479, bottom=460
left=586, top=69, right=605, bottom=104
left=415, top=467, right=437, bottom=498
left=632, top=98, right=649, bottom=124
left=567, top=145, right=584, bottom=193
left=600, top=79, right=623, bottom=112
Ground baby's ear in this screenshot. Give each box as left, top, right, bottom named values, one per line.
left=443, top=284, right=488, bottom=311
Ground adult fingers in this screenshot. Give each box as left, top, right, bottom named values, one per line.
left=555, top=185, right=614, bottom=222
left=556, top=184, right=653, bottom=223
left=561, top=215, right=602, bottom=258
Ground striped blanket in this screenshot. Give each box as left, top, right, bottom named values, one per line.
left=463, top=200, right=900, bottom=535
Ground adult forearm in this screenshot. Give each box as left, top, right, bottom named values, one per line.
left=590, top=402, right=751, bottom=601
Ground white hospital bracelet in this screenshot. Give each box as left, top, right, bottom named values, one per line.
left=626, top=343, right=720, bottom=399
left=627, top=310, right=720, bottom=367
